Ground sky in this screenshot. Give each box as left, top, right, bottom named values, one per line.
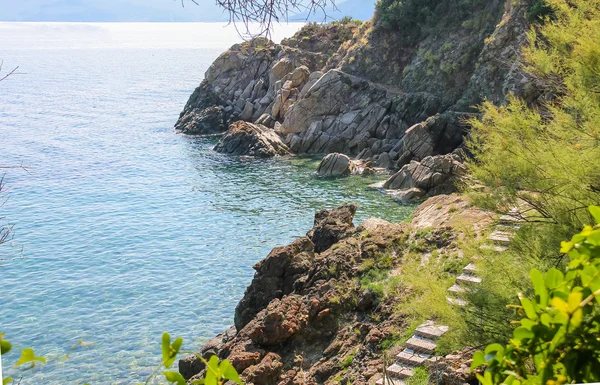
left=0, top=0, right=374, bottom=22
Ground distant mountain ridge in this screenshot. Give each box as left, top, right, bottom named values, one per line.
left=290, top=0, right=375, bottom=22
left=0, top=0, right=374, bottom=22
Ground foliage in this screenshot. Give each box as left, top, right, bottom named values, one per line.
left=471, top=206, right=600, bottom=384
left=466, top=0, right=600, bottom=259
left=0, top=334, right=46, bottom=385
left=527, top=0, right=553, bottom=22
left=338, top=350, right=357, bottom=369
left=374, top=0, right=495, bottom=41
left=406, top=366, right=429, bottom=385
left=153, top=333, right=242, bottom=385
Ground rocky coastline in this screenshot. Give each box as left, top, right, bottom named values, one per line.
left=175, top=1, right=534, bottom=201
left=173, top=2, right=540, bottom=383
left=178, top=198, right=491, bottom=385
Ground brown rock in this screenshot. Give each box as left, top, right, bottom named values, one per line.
left=243, top=353, right=284, bottom=385
left=308, top=203, right=358, bottom=253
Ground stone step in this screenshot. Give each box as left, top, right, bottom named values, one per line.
left=488, top=230, right=513, bottom=245
left=462, top=263, right=477, bottom=275
left=480, top=244, right=508, bottom=253
left=386, top=363, right=414, bottom=379
left=499, top=211, right=523, bottom=225
left=448, top=283, right=466, bottom=295
left=405, top=336, right=437, bottom=354
left=414, top=321, right=449, bottom=340
left=376, top=377, right=406, bottom=385
left=456, top=274, right=482, bottom=285
left=447, top=296, right=467, bottom=307
left=396, top=349, right=431, bottom=366
left=496, top=224, right=520, bottom=233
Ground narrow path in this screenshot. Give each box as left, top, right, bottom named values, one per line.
left=377, top=209, right=522, bottom=384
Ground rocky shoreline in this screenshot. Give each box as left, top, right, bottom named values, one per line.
left=174, top=1, right=534, bottom=202
left=173, top=2, right=540, bottom=383
left=177, top=197, right=492, bottom=385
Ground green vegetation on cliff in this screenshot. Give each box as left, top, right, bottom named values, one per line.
left=467, top=0, right=600, bottom=258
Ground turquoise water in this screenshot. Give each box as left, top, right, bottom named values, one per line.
left=0, top=23, right=413, bottom=384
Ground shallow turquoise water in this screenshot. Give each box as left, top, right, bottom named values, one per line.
left=0, top=23, right=413, bottom=384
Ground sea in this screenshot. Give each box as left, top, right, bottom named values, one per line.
left=0, top=22, right=413, bottom=384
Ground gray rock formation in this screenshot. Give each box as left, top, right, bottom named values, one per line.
left=176, top=37, right=333, bottom=136
left=176, top=2, right=534, bottom=182
left=316, top=153, right=353, bottom=177
left=214, top=121, right=289, bottom=158
left=384, top=154, right=467, bottom=202
left=174, top=81, right=226, bottom=135
left=281, top=70, right=441, bottom=159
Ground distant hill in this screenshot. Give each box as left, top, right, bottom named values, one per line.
left=0, top=0, right=374, bottom=23
left=290, top=0, right=376, bottom=22
left=0, top=0, right=228, bottom=22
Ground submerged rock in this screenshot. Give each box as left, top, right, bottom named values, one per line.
left=214, top=121, right=289, bottom=158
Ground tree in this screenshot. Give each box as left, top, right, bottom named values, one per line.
left=190, top=0, right=337, bottom=35
left=471, top=206, right=600, bottom=384
left=466, top=0, right=600, bottom=260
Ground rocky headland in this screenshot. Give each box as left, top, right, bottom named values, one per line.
left=174, top=1, right=542, bottom=383
left=175, top=1, right=537, bottom=201
left=178, top=197, right=493, bottom=385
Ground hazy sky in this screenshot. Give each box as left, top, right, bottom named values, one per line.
left=0, top=0, right=374, bottom=22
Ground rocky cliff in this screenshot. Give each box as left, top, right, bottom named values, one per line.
left=176, top=1, right=533, bottom=172
left=178, top=198, right=492, bottom=384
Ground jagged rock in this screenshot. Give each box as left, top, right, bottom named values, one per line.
left=395, top=113, right=466, bottom=168
left=282, top=69, right=441, bottom=158
left=241, top=295, right=310, bottom=346
left=214, top=121, right=289, bottom=158
left=240, top=100, right=255, bottom=121
left=174, top=81, right=226, bottom=135
left=176, top=37, right=330, bottom=134
left=384, top=154, right=466, bottom=196
left=243, top=353, right=284, bottom=385
left=179, top=326, right=237, bottom=379
left=298, top=71, right=324, bottom=99
left=179, top=204, right=419, bottom=385
left=234, top=237, right=315, bottom=331
left=317, top=153, right=353, bottom=177
left=308, top=203, right=357, bottom=253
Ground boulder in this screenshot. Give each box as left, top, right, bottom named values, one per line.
left=308, top=203, right=357, bottom=253
left=214, top=121, right=290, bottom=158
left=234, top=237, right=315, bottom=331
left=174, top=81, right=226, bottom=135
left=387, top=187, right=427, bottom=203
left=383, top=154, right=466, bottom=200
left=316, top=153, right=353, bottom=177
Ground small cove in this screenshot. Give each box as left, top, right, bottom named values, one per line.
left=0, top=23, right=415, bottom=384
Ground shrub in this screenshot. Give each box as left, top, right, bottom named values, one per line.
left=466, top=0, right=600, bottom=260
left=471, top=206, right=600, bottom=384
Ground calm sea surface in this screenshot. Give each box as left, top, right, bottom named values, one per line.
left=0, top=23, right=413, bottom=384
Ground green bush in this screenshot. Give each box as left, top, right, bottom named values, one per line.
left=471, top=206, right=600, bottom=384
left=374, top=0, right=493, bottom=40
left=466, top=0, right=600, bottom=260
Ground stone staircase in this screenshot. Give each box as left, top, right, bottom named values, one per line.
left=376, top=321, right=449, bottom=385
left=377, top=209, right=523, bottom=384
left=446, top=208, right=522, bottom=306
